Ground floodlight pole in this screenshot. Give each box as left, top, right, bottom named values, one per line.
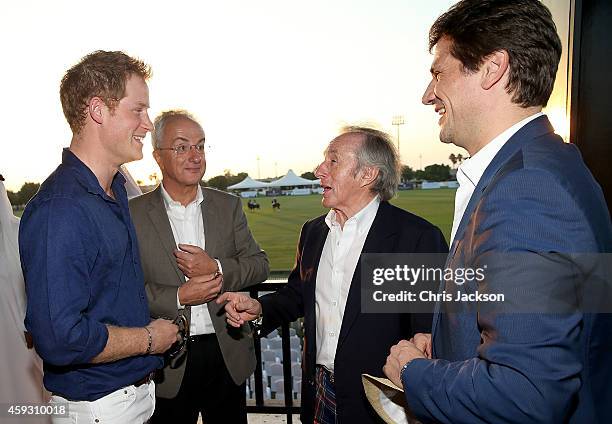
left=392, top=115, right=405, bottom=157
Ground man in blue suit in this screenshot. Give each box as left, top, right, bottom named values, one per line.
left=383, top=0, right=612, bottom=422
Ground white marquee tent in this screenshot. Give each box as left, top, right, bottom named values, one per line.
left=267, top=170, right=319, bottom=187
left=227, top=176, right=271, bottom=190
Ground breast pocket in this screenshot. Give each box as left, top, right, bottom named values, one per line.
left=93, top=229, right=130, bottom=308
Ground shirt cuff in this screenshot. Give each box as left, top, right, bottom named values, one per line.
left=400, top=360, right=412, bottom=383
left=401, top=358, right=432, bottom=419
left=215, top=258, right=223, bottom=275
left=177, top=287, right=185, bottom=310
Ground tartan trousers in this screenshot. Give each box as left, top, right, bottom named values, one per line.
left=313, top=366, right=336, bottom=424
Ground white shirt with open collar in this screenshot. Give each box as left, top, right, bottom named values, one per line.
left=315, top=195, right=380, bottom=372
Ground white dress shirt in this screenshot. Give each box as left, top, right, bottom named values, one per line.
left=315, top=195, right=380, bottom=372
left=450, top=112, right=544, bottom=245
left=160, top=184, right=215, bottom=335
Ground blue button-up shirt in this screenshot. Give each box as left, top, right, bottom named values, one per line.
left=19, top=149, right=162, bottom=401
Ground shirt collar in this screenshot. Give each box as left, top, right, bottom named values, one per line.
left=325, top=195, right=380, bottom=234
left=459, top=112, right=544, bottom=188
left=160, top=183, right=204, bottom=209
left=62, top=148, right=125, bottom=200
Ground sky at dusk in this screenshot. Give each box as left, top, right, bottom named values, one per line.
left=0, top=0, right=569, bottom=191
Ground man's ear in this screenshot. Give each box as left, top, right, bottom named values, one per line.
left=88, top=97, right=105, bottom=125
left=360, top=166, right=379, bottom=187
left=153, top=149, right=163, bottom=171
left=481, top=50, right=509, bottom=90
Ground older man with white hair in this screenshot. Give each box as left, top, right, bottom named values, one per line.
left=218, top=126, right=448, bottom=424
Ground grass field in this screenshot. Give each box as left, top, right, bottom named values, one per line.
left=14, top=189, right=455, bottom=271
left=242, top=189, right=455, bottom=271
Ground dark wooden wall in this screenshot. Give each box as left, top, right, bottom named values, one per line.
left=570, top=0, right=612, bottom=214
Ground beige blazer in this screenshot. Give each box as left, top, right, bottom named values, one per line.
left=129, top=186, right=269, bottom=398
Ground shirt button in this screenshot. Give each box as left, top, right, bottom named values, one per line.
left=329, top=332, right=335, bottom=337
left=332, top=301, right=338, bottom=306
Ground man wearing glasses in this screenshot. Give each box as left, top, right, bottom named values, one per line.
left=129, top=110, right=269, bottom=424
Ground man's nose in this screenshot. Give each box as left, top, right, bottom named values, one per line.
left=187, top=147, right=202, bottom=162
left=142, top=112, right=153, bottom=132
left=422, top=79, right=436, bottom=105
left=314, top=163, right=326, bottom=179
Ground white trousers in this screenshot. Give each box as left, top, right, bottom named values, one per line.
left=49, top=381, right=155, bottom=424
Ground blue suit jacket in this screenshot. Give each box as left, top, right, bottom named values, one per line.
left=402, top=116, right=612, bottom=423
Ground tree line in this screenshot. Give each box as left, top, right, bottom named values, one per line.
left=402, top=164, right=451, bottom=182
left=400, top=153, right=466, bottom=182
left=9, top=157, right=464, bottom=207
left=7, top=182, right=40, bottom=207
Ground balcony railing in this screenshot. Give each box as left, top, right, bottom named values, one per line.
left=246, top=279, right=301, bottom=423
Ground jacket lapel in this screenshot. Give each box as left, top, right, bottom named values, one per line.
left=337, top=201, right=396, bottom=349
left=146, top=186, right=184, bottom=282
left=304, top=218, right=330, bottom=316
left=302, top=217, right=329, bottom=375
left=431, top=115, right=556, bottom=340
left=447, top=115, right=555, bottom=261
left=200, top=189, right=217, bottom=255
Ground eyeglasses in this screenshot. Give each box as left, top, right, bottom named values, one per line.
left=156, top=142, right=208, bottom=155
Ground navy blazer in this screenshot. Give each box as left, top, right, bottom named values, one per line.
left=259, top=201, right=448, bottom=423
left=402, top=116, right=612, bottom=423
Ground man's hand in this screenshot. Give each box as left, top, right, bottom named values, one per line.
left=175, top=244, right=218, bottom=278
left=216, top=292, right=262, bottom=327
left=410, top=333, right=432, bottom=359
left=147, top=318, right=180, bottom=354
left=178, top=273, right=223, bottom=306
left=383, top=340, right=427, bottom=388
